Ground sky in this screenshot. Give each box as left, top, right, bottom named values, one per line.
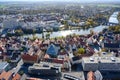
left=0, top=0, right=120, bottom=2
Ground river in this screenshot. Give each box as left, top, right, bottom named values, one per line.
left=22, top=12, right=119, bottom=39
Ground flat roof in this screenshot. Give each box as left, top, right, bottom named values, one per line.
left=82, top=57, right=120, bottom=63
left=29, top=62, right=62, bottom=70
left=100, top=57, right=120, bottom=63
left=62, top=72, right=85, bottom=80
left=82, top=57, right=98, bottom=63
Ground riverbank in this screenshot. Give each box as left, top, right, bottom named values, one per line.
left=20, top=11, right=119, bottom=39
left=22, top=25, right=108, bottom=39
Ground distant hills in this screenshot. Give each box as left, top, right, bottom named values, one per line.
left=0, top=0, right=120, bottom=3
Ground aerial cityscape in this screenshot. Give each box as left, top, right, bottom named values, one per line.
left=0, top=0, right=120, bottom=80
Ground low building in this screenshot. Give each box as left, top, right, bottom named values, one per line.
left=28, top=63, right=61, bottom=76
left=62, top=72, right=85, bottom=80
left=0, top=71, right=21, bottom=80
left=42, top=58, right=71, bottom=71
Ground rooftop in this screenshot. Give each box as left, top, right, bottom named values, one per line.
left=0, top=71, right=12, bottom=80
left=0, top=62, right=9, bottom=69
left=82, top=57, right=120, bottom=63
left=62, top=72, right=85, bottom=80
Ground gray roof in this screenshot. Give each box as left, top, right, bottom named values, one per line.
left=0, top=62, right=9, bottom=69
left=20, top=74, right=27, bottom=80
left=46, top=44, right=58, bottom=56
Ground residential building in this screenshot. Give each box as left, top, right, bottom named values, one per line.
left=21, top=54, right=39, bottom=64
left=21, top=49, right=43, bottom=64
left=0, top=71, right=21, bottom=80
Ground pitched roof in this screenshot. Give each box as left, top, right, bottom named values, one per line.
left=12, top=73, right=21, bottom=80
left=94, top=70, right=103, bottom=80
left=87, top=71, right=95, bottom=80
left=43, top=58, right=64, bottom=64
left=21, top=54, right=38, bottom=62
left=0, top=71, right=12, bottom=80
left=46, top=44, right=58, bottom=56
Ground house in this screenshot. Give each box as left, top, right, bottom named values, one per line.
left=42, top=58, right=71, bottom=71
left=21, top=48, right=43, bottom=64
left=46, top=44, right=58, bottom=57
left=12, top=73, right=21, bottom=80
left=0, top=62, right=10, bottom=73
left=21, top=54, right=39, bottom=64
left=0, top=71, right=21, bottom=80
left=0, top=71, right=13, bottom=80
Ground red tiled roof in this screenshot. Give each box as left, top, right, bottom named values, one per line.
left=53, top=59, right=64, bottom=64
left=12, top=73, right=21, bottom=80
left=0, top=71, right=12, bottom=80
left=44, top=54, right=50, bottom=59
left=87, top=71, right=95, bottom=80
left=21, top=54, right=38, bottom=62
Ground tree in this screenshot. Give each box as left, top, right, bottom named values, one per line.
left=46, top=33, right=50, bottom=39
left=74, top=48, right=85, bottom=56
left=90, top=29, right=94, bottom=35
left=77, top=48, right=85, bottom=54
left=15, top=29, right=24, bottom=36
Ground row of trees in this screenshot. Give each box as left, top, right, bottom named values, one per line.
left=109, top=25, right=120, bottom=33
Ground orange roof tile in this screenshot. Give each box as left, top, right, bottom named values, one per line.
left=87, top=71, right=95, bottom=80
left=0, top=71, right=7, bottom=79
left=12, top=73, right=21, bottom=80
left=0, top=71, right=12, bottom=80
